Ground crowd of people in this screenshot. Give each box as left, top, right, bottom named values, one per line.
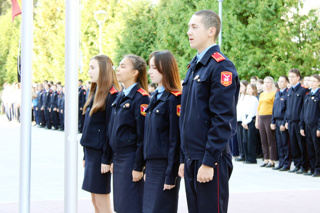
left=233, top=72, right=320, bottom=178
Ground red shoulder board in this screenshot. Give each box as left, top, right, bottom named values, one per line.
left=187, top=64, right=191, bottom=69
left=212, top=52, right=225, bottom=62
left=137, top=88, right=148, bottom=96
left=110, top=86, right=118, bottom=94
left=171, top=91, right=182, bottom=96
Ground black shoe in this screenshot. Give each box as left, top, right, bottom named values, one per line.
left=289, top=167, right=300, bottom=173
left=312, top=173, right=320, bottom=177
left=296, top=168, right=308, bottom=174
left=260, top=162, right=268, bottom=167
left=244, top=161, right=257, bottom=164
left=304, top=171, right=314, bottom=176
left=235, top=157, right=245, bottom=162
left=272, top=166, right=282, bottom=170
left=279, top=167, right=290, bottom=171
left=266, top=163, right=275, bottom=168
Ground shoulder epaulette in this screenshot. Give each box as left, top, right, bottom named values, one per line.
left=137, top=88, right=148, bottom=96
left=110, top=86, right=118, bottom=94
left=171, top=91, right=182, bottom=96
left=187, top=64, right=191, bottom=69
left=211, top=52, right=225, bottom=62
left=301, top=85, right=307, bottom=89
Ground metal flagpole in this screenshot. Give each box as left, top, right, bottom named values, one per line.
left=64, top=0, right=79, bottom=212
left=218, top=0, right=223, bottom=47
left=19, top=0, right=33, bottom=212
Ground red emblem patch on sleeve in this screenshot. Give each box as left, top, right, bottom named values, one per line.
left=140, top=104, right=148, bottom=116
left=221, top=71, right=232, bottom=87
left=171, top=91, right=182, bottom=96
left=212, top=52, right=225, bottom=62
left=177, top=105, right=181, bottom=117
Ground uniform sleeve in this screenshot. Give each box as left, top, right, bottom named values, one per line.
left=133, top=95, right=149, bottom=171
left=202, top=61, right=239, bottom=168
left=101, top=94, right=117, bottom=165
left=165, top=96, right=181, bottom=185
left=299, top=102, right=305, bottom=130
left=271, top=94, right=276, bottom=125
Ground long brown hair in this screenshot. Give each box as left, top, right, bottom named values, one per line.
left=83, top=55, right=120, bottom=115
left=247, top=83, right=258, bottom=96
left=149, top=50, right=181, bottom=92
left=124, top=55, right=148, bottom=92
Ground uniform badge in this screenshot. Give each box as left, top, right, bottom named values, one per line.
left=177, top=105, right=181, bottom=117
left=123, top=103, right=130, bottom=108
left=194, top=75, right=199, bottom=80
left=221, top=71, right=232, bottom=87
left=211, top=52, right=225, bottom=62
left=280, top=98, right=284, bottom=101
left=140, top=104, right=148, bottom=116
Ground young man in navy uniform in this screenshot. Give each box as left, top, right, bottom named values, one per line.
left=78, top=79, right=86, bottom=133
left=285, top=69, right=309, bottom=174
left=179, top=10, right=239, bottom=213
left=49, top=84, right=59, bottom=130
left=270, top=76, right=291, bottom=171
left=42, top=83, right=52, bottom=129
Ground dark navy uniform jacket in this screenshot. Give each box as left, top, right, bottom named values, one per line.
left=37, top=90, right=44, bottom=109
left=180, top=45, right=239, bottom=168
left=42, top=89, right=52, bottom=108
left=79, top=86, right=86, bottom=109
left=49, top=91, right=59, bottom=109
left=144, top=90, right=181, bottom=185
left=300, top=89, right=320, bottom=130
left=109, top=85, right=149, bottom=172
left=284, top=83, right=309, bottom=123
left=58, top=93, right=65, bottom=110
left=80, top=87, right=118, bottom=164
left=271, top=88, right=288, bottom=125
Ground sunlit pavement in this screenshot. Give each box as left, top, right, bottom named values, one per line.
left=0, top=115, right=319, bottom=213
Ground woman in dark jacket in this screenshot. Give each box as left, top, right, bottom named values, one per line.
left=109, top=55, right=149, bottom=213
left=80, top=55, right=120, bottom=213
left=143, top=50, right=182, bottom=213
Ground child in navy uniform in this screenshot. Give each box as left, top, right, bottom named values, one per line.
left=300, top=74, right=320, bottom=177
left=80, top=55, right=120, bottom=212
left=109, top=55, right=149, bottom=213
left=143, top=51, right=181, bottom=213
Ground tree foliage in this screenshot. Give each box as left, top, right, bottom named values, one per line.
left=0, top=0, right=319, bottom=85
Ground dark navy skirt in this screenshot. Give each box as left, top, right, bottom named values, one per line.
left=82, top=147, right=111, bottom=194
left=143, top=159, right=180, bottom=213
left=113, top=151, right=144, bottom=213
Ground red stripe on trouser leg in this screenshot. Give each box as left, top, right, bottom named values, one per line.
left=217, top=164, right=220, bottom=213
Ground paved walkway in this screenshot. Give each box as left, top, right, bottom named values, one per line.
left=0, top=115, right=319, bottom=212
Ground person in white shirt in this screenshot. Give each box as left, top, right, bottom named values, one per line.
left=242, top=84, right=259, bottom=164
left=235, top=80, right=249, bottom=161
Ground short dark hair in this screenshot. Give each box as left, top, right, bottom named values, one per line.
left=194, top=10, right=221, bottom=41
left=250, top=76, right=258, bottom=80
left=288, top=68, right=301, bottom=77
left=279, top=75, right=289, bottom=82
left=240, top=80, right=249, bottom=87
left=148, top=83, right=157, bottom=89
left=78, top=79, right=83, bottom=83
left=257, top=79, right=264, bottom=84
left=311, top=74, right=320, bottom=82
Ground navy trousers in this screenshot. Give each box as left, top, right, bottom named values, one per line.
left=288, top=122, right=308, bottom=169
left=305, top=125, right=320, bottom=174
left=275, top=120, right=290, bottom=168
left=184, top=153, right=232, bottom=213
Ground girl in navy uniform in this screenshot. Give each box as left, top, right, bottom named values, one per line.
left=143, top=51, right=181, bottom=213
left=300, top=74, right=320, bottom=177
left=80, top=55, right=120, bottom=213
left=109, top=55, right=149, bottom=213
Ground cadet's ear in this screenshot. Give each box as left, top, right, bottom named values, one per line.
left=132, top=70, right=139, bottom=78
left=208, top=27, right=216, bottom=38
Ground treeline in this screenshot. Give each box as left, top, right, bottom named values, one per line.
left=0, top=0, right=319, bottom=85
